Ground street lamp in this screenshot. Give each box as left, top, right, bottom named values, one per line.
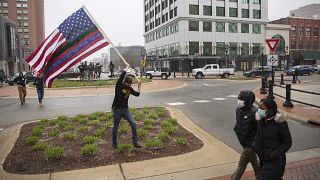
left=225, top=43, right=229, bottom=67
left=285, top=45, right=289, bottom=70
left=200, top=43, right=204, bottom=56
left=213, top=43, right=217, bottom=56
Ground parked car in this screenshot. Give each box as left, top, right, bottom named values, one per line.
left=285, top=65, right=314, bottom=76
left=243, top=66, right=272, bottom=78
left=192, top=64, right=235, bottom=79
left=145, top=68, right=171, bottom=79
left=57, top=68, right=79, bottom=79
left=7, top=71, right=36, bottom=86
left=311, top=64, right=320, bottom=74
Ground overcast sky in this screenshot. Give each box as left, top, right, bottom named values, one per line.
left=44, top=0, right=319, bottom=57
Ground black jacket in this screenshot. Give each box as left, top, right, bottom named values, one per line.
left=14, top=76, right=26, bottom=87
left=252, top=114, right=292, bottom=175
left=111, top=71, right=139, bottom=108
left=234, top=105, right=258, bottom=148
left=33, top=77, right=44, bottom=89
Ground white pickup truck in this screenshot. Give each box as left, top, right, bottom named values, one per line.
left=192, top=64, right=235, bottom=79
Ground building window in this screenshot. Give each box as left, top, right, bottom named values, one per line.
left=229, top=23, right=237, bottom=33
left=24, top=28, right=29, bottom=33
left=22, top=4, right=28, bottom=8
left=241, top=24, right=249, bottom=33
left=216, top=22, right=225, bottom=32
left=216, top=42, right=225, bottom=56
left=17, top=3, right=22, bottom=8
left=291, top=27, right=296, bottom=36
left=298, top=41, right=303, bottom=49
left=230, top=0, right=238, bottom=2
left=216, top=7, right=225, bottom=17
left=203, top=21, right=212, bottom=32
left=17, top=10, right=22, bottom=14
left=291, top=41, right=296, bottom=49
left=306, top=27, right=311, bottom=37
left=189, top=4, right=199, bottom=15
left=24, top=34, right=29, bottom=39
left=174, top=7, right=177, bottom=16
left=23, top=22, right=28, bottom=27
left=253, top=0, right=261, bottom=4
left=203, top=42, right=212, bottom=55
left=313, top=39, right=318, bottom=49
left=6, top=25, right=16, bottom=57
left=241, top=43, right=249, bottom=55
left=229, top=8, right=238, bottom=17
left=299, top=27, right=304, bottom=36
left=3, top=2, right=8, bottom=7
left=253, top=10, right=261, bottom=19
left=17, top=21, right=23, bottom=27
left=23, top=10, right=28, bottom=14
left=314, top=28, right=318, bottom=36
left=252, top=24, right=261, bottom=34
left=189, top=21, right=199, bottom=31
left=252, top=43, right=261, bottom=55
left=229, top=43, right=238, bottom=56
left=306, top=38, right=311, bottom=49
left=203, top=5, right=212, bottom=16
left=170, top=9, right=173, bottom=19
left=189, top=41, right=199, bottom=55
left=242, top=0, right=249, bottom=3
left=242, top=9, right=249, bottom=18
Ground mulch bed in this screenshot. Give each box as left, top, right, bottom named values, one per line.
left=3, top=107, right=203, bottom=174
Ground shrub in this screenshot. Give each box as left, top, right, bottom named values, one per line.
left=88, top=120, right=99, bottom=125
left=81, top=143, right=97, bottom=156
left=91, top=111, right=105, bottom=117
left=157, top=131, right=169, bottom=141
left=48, top=129, right=60, bottom=137
left=146, top=138, right=161, bottom=148
left=57, top=115, right=68, bottom=121
left=163, top=125, right=177, bottom=134
left=76, top=118, right=88, bottom=124
left=25, top=136, right=39, bottom=145
left=167, top=117, right=178, bottom=126
left=137, top=129, right=149, bottom=138
left=155, top=107, right=166, bottom=115
left=105, top=112, right=113, bottom=120
left=116, top=144, right=133, bottom=153
left=75, top=114, right=87, bottom=119
left=98, top=116, right=108, bottom=122
left=57, top=121, right=67, bottom=128
left=32, top=126, right=43, bottom=136
left=39, top=118, right=49, bottom=124
left=143, top=119, right=154, bottom=126
left=63, top=132, right=76, bottom=140
left=147, top=112, right=159, bottom=120
left=45, top=146, right=64, bottom=160
left=175, top=137, right=188, bottom=145
left=64, top=124, right=76, bottom=131
left=160, top=121, right=172, bottom=129
left=77, top=126, right=88, bottom=133
left=94, top=128, right=105, bottom=138
left=142, top=106, right=152, bottom=114
left=48, top=119, right=59, bottom=126
left=33, top=142, right=47, bottom=151
left=106, top=121, right=113, bottom=128
left=83, top=135, right=99, bottom=144
left=143, top=124, right=153, bottom=130
left=119, top=124, right=130, bottom=133
left=88, top=113, right=98, bottom=120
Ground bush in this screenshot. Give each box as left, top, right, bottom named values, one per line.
left=147, top=112, right=159, bottom=120
left=160, top=121, right=172, bottom=129
left=143, top=119, right=154, bottom=126
left=88, top=120, right=99, bottom=125
left=63, top=132, right=76, bottom=140
left=143, top=124, right=153, bottom=130
left=116, top=144, right=134, bottom=153
left=64, top=124, right=76, bottom=131
left=48, top=119, right=59, bottom=126
left=76, top=118, right=88, bottom=124
left=39, top=118, right=49, bottom=124
left=57, top=121, right=67, bottom=128
left=25, top=136, right=39, bottom=145
left=106, top=121, right=113, bottom=128
left=32, top=126, right=43, bottom=137
left=146, top=138, right=161, bottom=148
left=94, top=128, right=105, bottom=138
left=98, top=116, right=108, bottom=122
left=81, top=143, right=97, bottom=156
left=105, top=112, right=113, bottom=120
left=48, top=129, right=60, bottom=137
left=119, top=124, right=130, bottom=133
left=75, top=114, right=87, bottom=119
left=142, top=106, right=152, bottom=114
left=175, top=137, right=188, bottom=145
left=157, top=131, right=169, bottom=141
left=167, top=117, right=178, bottom=126
left=33, top=142, right=47, bottom=151
left=137, top=129, right=149, bottom=138
left=77, top=126, right=88, bottom=133
left=57, top=115, right=68, bottom=121
left=83, top=135, right=99, bottom=144
left=45, top=146, right=64, bottom=160
left=88, top=113, right=99, bottom=120
left=163, top=125, right=177, bottom=134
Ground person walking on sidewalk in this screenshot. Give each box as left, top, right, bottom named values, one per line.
left=253, top=98, right=292, bottom=180
left=33, top=73, right=45, bottom=106
left=109, top=61, right=115, bottom=78
left=294, top=67, right=301, bottom=84
left=231, top=90, right=260, bottom=180
left=14, top=72, right=27, bottom=105
left=111, top=63, right=142, bottom=149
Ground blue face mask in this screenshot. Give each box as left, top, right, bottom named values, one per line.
left=257, top=109, right=266, bottom=118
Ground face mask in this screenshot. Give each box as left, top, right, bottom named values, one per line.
left=257, top=109, right=266, bottom=118
left=237, top=100, right=245, bottom=108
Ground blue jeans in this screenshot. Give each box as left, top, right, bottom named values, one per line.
left=112, top=108, right=138, bottom=146
left=37, top=88, right=44, bottom=103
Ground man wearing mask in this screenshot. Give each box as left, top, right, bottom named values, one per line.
left=232, top=90, right=260, bottom=180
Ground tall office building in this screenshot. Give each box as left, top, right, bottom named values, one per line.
left=0, top=0, right=44, bottom=70
left=144, top=0, right=268, bottom=71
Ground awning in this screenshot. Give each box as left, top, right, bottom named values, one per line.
left=302, top=52, right=314, bottom=61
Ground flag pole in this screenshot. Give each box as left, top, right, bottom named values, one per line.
left=82, top=6, right=140, bottom=82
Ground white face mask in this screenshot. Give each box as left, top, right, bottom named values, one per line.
left=237, top=100, right=245, bottom=108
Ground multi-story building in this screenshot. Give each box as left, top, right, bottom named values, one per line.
left=144, top=0, right=268, bottom=71
left=270, top=17, right=320, bottom=65
left=0, top=0, right=44, bottom=72
left=290, top=4, right=320, bottom=19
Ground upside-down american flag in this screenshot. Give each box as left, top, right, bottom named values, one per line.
left=25, top=7, right=109, bottom=87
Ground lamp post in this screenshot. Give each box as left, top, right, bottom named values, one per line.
left=213, top=43, right=217, bottom=56
left=260, top=44, right=267, bottom=94
left=285, top=45, right=289, bottom=70
left=225, top=43, right=229, bottom=67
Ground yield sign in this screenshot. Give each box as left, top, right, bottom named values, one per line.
left=265, top=39, right=280, bottom=53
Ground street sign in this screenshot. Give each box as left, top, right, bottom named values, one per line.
left=267, top=55, right=278, bottom=66
left=265, top=39, right=280, bottom=53
left=140, top=59, right=146, bottom=67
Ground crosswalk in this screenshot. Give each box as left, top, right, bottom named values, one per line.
left=166, top=95, right=238, bottom=106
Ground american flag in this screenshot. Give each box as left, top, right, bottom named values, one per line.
left=26, top=7, right=109, bottom=87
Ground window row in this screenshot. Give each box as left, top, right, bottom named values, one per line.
left=190, top=5, right=261, bottom=19
left=17, top=3, right=28, bottom=8
left=17, top=9, right=28, bottom=14
left=291, top=27, right=319, bottom=37
left=145, top=0, right=177, bottom=12
left=189, top=21, right=261, bottom=34
left=145, top=7, right=177, bottom=32
left=219, top=0, right=260, bottom=3
left=145, top=23, right=179, bottom=43
left=17, top=28, right=29, bottom=33
left=290, top=40, right=319, bottom=50
left=145, top=6, right=177, bottom=22
left=17, top=16, right=29, bottom=20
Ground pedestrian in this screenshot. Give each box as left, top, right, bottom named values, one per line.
left=78, top=63, right=85, bottom=81
left=253, top=98, right=292, bottom=180
left=294, top=67, right=301, bottom=84
left=111, top=63, right=142, bottom=149
left=109, top=61, right=115, bottom=78
left=14, top=72, right=27, bottom=105
left=33, top=73, right=45, bottom=106
left=95, top=63, right=102, bottom=79
left=84, top=61, right=88, bottom=80
left=231, top=90, right=260, bottom=180
left=88, top=62, right=94, bottom=80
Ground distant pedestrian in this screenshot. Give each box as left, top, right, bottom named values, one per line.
left=111, top=63, right=142, bottom=149
left=109, top=61, right=115, bottom=78
left=84, top=61, right=88, bottom=79
left=78, top=63, right=85, bottom=80
left=231, top=90, right=260, bottom=180
left=14, top=72, right=27, bottom=105
left=253, top=98, right=292, bottom=180
left=294, top=67, right=301, bottom=84
left=95, top=63, right=102, bottom=79
left=33, top=73, right=45, bottom=106
left=88, top=62, right=94, bottom=80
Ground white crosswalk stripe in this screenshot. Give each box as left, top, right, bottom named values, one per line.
left=193, top=100, right=211, bottom=103
left=213, top=98, right=227, bottom=101
left=166, top=102, right=186, bottom=106
left=227, top=95, right=238, bottom=98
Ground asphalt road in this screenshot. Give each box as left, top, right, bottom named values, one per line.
left=0, top=75, right=319, bottom=154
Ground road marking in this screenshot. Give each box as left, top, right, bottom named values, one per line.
left=166, top=102, right=186, bottom=106
left=213, top=98, right=227, bottom=101
left=193, top=100, right=211, bottom=103
left=227, top=95, right=238, bottom=98
left=203, top=84, right=210, bottom=87
left=0, top=128, right=3, bottom=131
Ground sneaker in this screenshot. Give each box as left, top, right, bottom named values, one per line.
left=134, top=144, right=142, bottom=148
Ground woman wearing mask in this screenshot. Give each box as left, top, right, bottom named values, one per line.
left=253, top=98, right=292, bottom=180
